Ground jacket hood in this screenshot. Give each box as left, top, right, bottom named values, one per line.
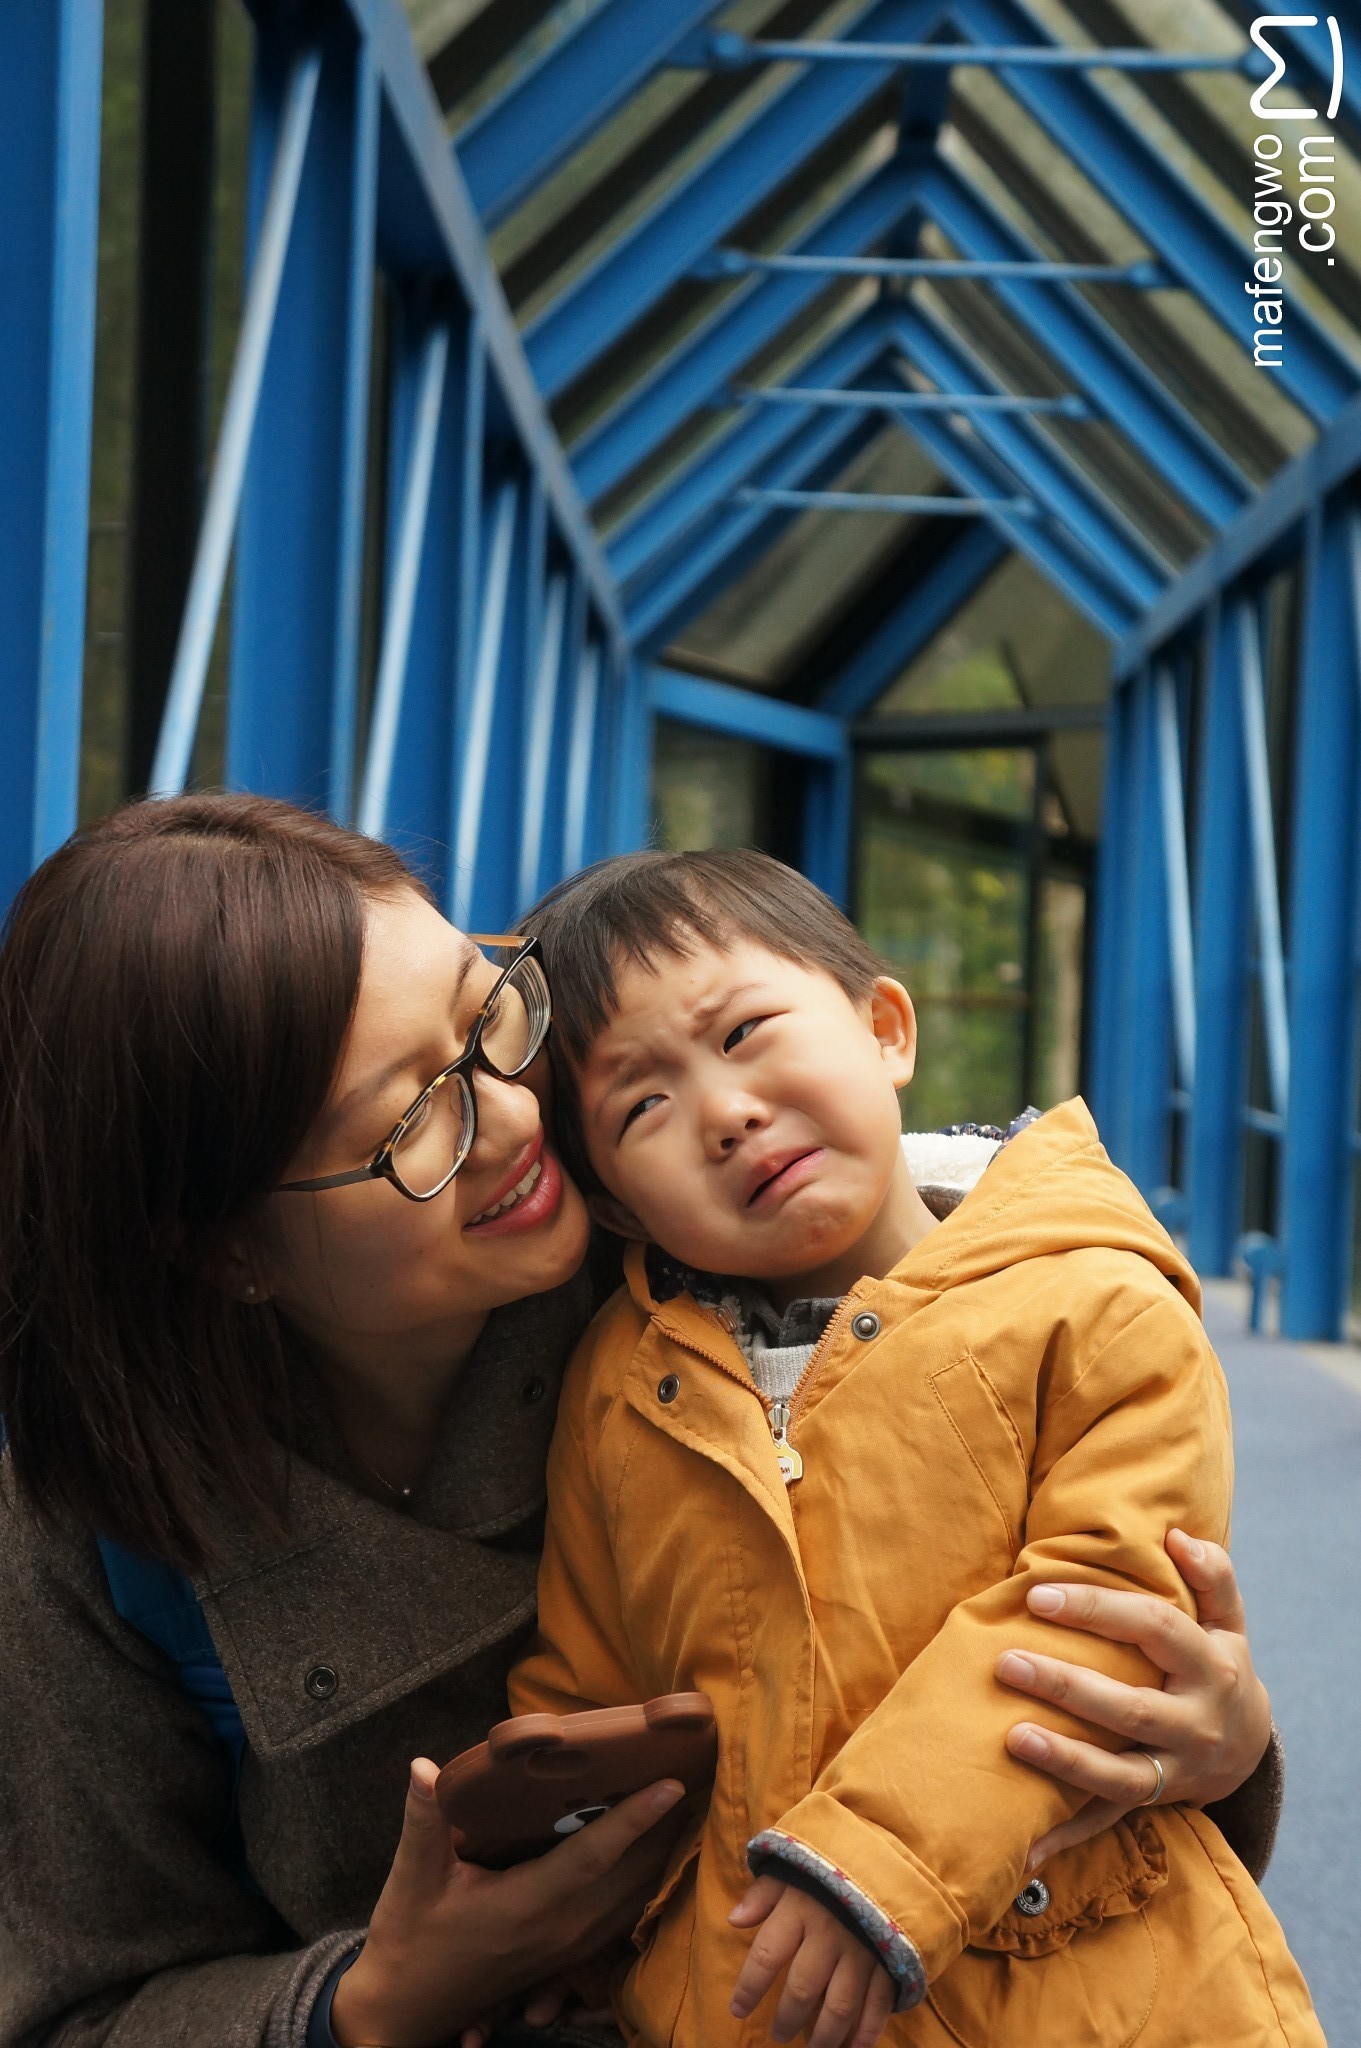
left=896, top=1097, right=1199, bottom=1312
left=624, top=1099, right=1198, bottom=1318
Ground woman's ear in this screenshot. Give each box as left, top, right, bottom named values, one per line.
left=587, top=1191, right=651, bottom=1242
left=216, top=1238, right=274, bottom=1306
left=869, top=976, right=917, bottom=1090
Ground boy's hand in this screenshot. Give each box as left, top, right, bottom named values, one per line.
left=729, top=1876, right=896, bottom=2048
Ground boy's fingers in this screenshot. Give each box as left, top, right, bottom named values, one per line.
left=805, top=1955, right=871, bottom=2048
left=728, top=1874, right=785, bottom=1926
left=730, top=1914, right=800, bottom=2018
left=770, top=1940, right=839, bottom=2045
left=1027, top=1796, right=1129, bottom=1871
left=1006, top=1721, right=1175, bottom=1807
left=996, top=1649, right=1178, bottom=1744
left=1165, top=1529, right=1246, bottom=1632
left=1023, top=1582, right=1210, bottom=1681
left=849, top=1970, right=897, bottom=2048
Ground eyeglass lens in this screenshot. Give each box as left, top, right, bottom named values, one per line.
left=388, top=953, right=551, bottom=1197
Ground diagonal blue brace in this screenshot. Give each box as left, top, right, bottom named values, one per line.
left=456, top=0, right=725, bottom=229
left=524, top=0, right=944, bottom=400
left=915, top=162, right=1250, bottom=529
left=954, top=0, right=1358, bottom=422
left=610, top=315, right=891, bottom=589
left=571, top=157, right=922, bottom=507
left=888, top=306, right=1167, bottom=609
left=817, top=521, right=1010, bottom=716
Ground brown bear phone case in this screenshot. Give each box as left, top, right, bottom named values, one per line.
left=435, top=1692, right=717, bottom=1867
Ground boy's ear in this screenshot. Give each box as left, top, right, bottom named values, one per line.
left=587, top=1191, right=652, bottom=1242
left=869, top=976, right=917, bottom=1089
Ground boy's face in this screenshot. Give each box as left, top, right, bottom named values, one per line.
left=575, top=936, right=925, bottom=1299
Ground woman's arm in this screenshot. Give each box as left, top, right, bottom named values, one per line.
left=997, top=1529, right=1278, bottom=1877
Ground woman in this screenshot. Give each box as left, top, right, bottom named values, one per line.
left=0, top=795, right=1277, bottom=2048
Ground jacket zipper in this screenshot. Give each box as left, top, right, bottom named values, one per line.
left=657, top=1291, right=865, bottom=1489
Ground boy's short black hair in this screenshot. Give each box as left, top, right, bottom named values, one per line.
left=520, top=849, right=885, bottom=1193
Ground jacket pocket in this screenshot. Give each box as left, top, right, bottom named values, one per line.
left=927, top=1816, right=1166, bottom=2048
left=928, top=1349, right=1028, bottom=1552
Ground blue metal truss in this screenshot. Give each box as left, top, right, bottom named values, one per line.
left=11, top=0, right=1361, bottom=1331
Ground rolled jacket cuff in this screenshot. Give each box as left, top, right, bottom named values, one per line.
left=747, top=1827, right=926, bottom=2012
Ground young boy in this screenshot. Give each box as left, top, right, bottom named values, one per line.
left=510, top=849, right=1320, bottom=2048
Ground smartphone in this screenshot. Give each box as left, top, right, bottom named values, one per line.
left=435, top=1691, right=717, bottom=1867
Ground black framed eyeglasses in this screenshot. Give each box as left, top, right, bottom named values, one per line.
left=275, top=936, right=551, bottom=1204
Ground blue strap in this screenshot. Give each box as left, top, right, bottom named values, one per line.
left=96, top=1535, right=256, bottom=1888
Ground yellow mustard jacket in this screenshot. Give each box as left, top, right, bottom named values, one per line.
left=510, top=1100, right=1321, bottom=2047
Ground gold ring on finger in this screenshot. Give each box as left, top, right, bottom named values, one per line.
left=1135, top=1751, right=1165, bottom=1807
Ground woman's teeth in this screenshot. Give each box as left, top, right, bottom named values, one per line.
left=470, top=1158, right=543, bottom=1224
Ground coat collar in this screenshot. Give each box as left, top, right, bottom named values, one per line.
left=193, top=1271, right=591, bottom=1762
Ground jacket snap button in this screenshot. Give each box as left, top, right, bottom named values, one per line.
left=521, top=1376, right=546, bottom=1405
left=304, top=1665, right=339, bottom=1701
left=657, top=1374, right=680, bottom=1404
left=1013, top=1878, right=1050, bottom=1916
left=851, top=1312, right=881, bottom=1341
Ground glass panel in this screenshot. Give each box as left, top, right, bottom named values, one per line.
left=652, top=717, right=774, bottom=850
left=857, top=752, right=1033, bottom=1132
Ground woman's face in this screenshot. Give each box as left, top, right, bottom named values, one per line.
left=255, top=888, right=590, bottom=1369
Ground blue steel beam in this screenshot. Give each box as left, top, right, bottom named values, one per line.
left=1186, top=597, right=1253, bottom=1279
left=453, top=478, right=520, bottom=919
left=953, top=0, right=1357, bottom=422
left=710, top=250, right=1165, bottom=284
left=1280, top=497, right=1361, bottom=1339
left=357, top=317, right=451, bottom=838
left=741, top=387, right=1091, bottom=417
left=523, top=0, right=942, bottom=401
left=1087, top=676, right=1134, bottom=1147
left=1122, top=668, right=1175, bottom=1196
left=228, top=18, right=379, bottom=819
left=917, top=163, right=1249, bottom=528
left=704, top=32, right=1251, bottom=73
left=151, top=43, right=323, bottom=795
left=519, top=573, right=570, bottom=908
left=571, top=157, right=921, bottom=506
left=563, top=641, right=604, bottom=876
left=650, top=670, right=848, bottom=759
left=1115, top=392, right=1361, bottom=676
left=456, top=0, right=723, bottom=229
left=818, top=521, right=1010, bottom=716
left=607, top=661, right=656, bottom=858
left=0, top=0, right=103, bottom=910
left=802, top=755, right=856, bottom=908
left=736, top=488, right=1034, bottom=516
left=1154, top=660, right=1196, bottom=1094
left=347, top=0, right=624, bottom=642
left=888, top=307, right=1166, bottom=609
left=1237, top=596, right=1291, bottom=1118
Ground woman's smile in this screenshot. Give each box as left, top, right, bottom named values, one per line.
left=465, top=1135, right=566, bottom=1235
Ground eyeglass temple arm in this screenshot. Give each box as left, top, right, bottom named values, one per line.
left=469, top=933, right=529, bottom=947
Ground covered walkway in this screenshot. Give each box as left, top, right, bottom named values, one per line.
left=1205, top=1283, right=1361, bottom=2041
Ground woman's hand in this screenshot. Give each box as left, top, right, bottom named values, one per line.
left=996, top=1529, right=1271, bottom=1872
left=330, top=1760, right=684, bottom=2048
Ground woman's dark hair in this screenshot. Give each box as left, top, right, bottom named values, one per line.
left=0, top=793, right=421, bottom=1571
left=521, top=848, right=885, bottom=1194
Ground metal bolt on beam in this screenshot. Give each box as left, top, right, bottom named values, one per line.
left=734, top=384, right=1092, bottom=419
left=699, top=32, right=1261, bottom=77
left=734, top=487, right=1036, bottom=517
left=701, top=249, right=1169, bottom=287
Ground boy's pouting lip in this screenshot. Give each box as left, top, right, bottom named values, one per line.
left=574, top=937, right=939, bottom=1307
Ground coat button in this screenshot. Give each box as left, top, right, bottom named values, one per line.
left=1013, top=1878, right=1050, bottom=1916
left=851, top=1311, right=881, bottom=1340
left=521, top=1376, right=546, bottom=1405
left=304, top=1665, right=339, bottom=1701
left=657, top=1374, right=680, bottom=1404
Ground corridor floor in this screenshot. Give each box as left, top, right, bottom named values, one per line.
left=1204, top=1281, right=1361, bottom=2043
